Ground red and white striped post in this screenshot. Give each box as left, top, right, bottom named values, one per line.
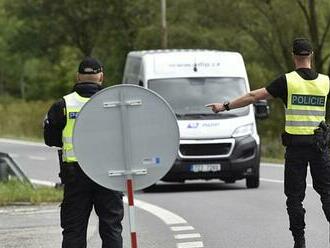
left=126, top=178, right=138, bottom=248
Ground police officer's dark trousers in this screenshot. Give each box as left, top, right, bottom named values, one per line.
left=60, top=163, right=124, bottom=248
left=285, top=146, right=330, bottom=241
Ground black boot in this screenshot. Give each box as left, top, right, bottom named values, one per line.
left=293, top=236, right=306, bottom=248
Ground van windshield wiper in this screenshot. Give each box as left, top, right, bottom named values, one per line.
left=175, top=113, right=218, bottom=119
left=175, top=112, right=239, bottom=119
left=176, top=113, right=212, bottom=117
left=183, top=113, right=216, bottom=116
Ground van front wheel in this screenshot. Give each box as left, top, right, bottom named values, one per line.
left=246, top=176, right=259, bottom=189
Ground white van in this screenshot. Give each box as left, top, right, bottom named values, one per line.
left=122, top=50, right=269, bottom=188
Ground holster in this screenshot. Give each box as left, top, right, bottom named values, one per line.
left=313, top=121, right=330, bottom=153
left=58, top=149, right=63, bottom=179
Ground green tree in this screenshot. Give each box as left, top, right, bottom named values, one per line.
left=296, top=0, right=330, bottom=73
left=5, top=0, right=115, bottom=57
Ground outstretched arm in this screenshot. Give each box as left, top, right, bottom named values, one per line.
left=205, top=87, right=273, bottom=113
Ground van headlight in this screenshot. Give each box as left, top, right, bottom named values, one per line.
left=232, top=123, right=254, bottom=137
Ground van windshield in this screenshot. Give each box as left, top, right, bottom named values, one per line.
left=148, top=77, right=249, bottom=119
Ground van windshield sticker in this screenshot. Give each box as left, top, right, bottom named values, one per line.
left=154, top=55, right=223, bottom=74
left=169, top=62, right=221, bottom=69
left=142, top=157, right=160, bottom=165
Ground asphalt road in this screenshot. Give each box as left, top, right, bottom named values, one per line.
left=0, top=138, right=329, bottom=248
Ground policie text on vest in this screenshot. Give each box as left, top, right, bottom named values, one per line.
left=291, top=94, right=325, bottom=107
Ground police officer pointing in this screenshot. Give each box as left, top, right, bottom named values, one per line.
left=207, top=38, right=330, bottom=248
left=44, top=57, right=124, bottom=248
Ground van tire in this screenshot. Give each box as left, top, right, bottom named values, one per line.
left=246, top=176, right=259, bottom=189
left=246, top=153, right=261, bottom=189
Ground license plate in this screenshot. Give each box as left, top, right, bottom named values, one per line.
left=190, top=164, right=221, bottom=172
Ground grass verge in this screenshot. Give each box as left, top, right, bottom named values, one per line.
left=261, top=157, right=284, bottom=164
left=0, top=100, right=53, bottom=140
left=0, top=179, right=63, bottom=206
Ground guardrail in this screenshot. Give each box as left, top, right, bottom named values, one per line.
left=0, top=152, right=34, bottom=188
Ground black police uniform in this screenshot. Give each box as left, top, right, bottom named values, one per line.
left=44, top=82, right=124, bottom=248
left=266, top=68, right=330, bottom=242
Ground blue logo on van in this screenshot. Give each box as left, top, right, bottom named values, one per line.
left=187, top=123, right=199, bottom=128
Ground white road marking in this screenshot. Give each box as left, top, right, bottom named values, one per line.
left=124, top=198, right=187, bottom=225
left=171, top=226, right=195, bottom=232
left=176, top=241, right=204, bottom=248
left=30, top=179, right=57, bottom=187
left=174, top=233, right=201, bottom=239
left=0, top=207, right=58, bottom=215
left=0, top=207, right=37, bottom=214
left=28, top=156, right=47, bottom=161
left=123, top=198, right=204, bottom=246
left=261, top=162, right=283, bottom=167
left=0, top=138, right=47, bottom=147
left=261, top=178, right=313, bottom=188
left=260, top=178, right=284, bottom=184
left=261, top=162, right=315, bottom=187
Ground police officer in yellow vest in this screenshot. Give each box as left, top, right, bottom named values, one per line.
left=44, top=57, right=124, bottom=248
left=206, top=38, right=330, bottom=248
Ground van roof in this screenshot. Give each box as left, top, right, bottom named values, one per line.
left=128, top=49, right=241, bottom=57
left=125, top=49, right=247, bottom=79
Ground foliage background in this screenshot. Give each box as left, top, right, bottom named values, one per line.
left=0, top=0, right=330, bottom=159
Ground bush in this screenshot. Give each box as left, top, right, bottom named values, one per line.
left=260, top=136, right=285, bottom=163
left=0, top=99, right=53, bottom=140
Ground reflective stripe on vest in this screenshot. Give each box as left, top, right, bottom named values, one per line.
left=62, top=92, right=90, bottom=162
left=285, top=71, right=329, bottom=135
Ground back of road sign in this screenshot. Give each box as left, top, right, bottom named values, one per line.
left=73, top=85, right=180, bottom=191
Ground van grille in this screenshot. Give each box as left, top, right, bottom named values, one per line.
left=179, top=143, right=232, bottom=156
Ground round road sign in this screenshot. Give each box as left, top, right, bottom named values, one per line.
left=73, top=85, right=180, bottom=191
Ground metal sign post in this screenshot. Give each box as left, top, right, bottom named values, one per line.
left=105, top=89, right=144, bottom=248
left=120, top=92, right=138, bottom=248
left=127, top=178, right=137, bottom=248
left=73, top=85, right=180, bottom=248
left=107, top=170, right=145, bottom=248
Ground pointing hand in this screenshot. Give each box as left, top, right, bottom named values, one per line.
left=205, top=103, right=225, bottom=113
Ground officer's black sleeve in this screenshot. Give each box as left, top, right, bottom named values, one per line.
left=266, top=74, right=288, bottom=106
left=43, top=99, right=66, bottom=147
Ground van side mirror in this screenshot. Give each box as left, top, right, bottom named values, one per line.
left=254, top=100, right=270, bottom=119
left=139, top=80, right=144, bottom=87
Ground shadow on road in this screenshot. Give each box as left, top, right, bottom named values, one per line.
left=139, top=181, right=247, bottom=194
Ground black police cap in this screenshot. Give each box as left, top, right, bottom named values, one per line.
left=78, top=57, right=103, bottom=74
left=292, top=38, right=313, bottom=56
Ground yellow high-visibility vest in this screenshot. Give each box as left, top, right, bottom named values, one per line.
left=62, top=92, right=89, bottom=162
left=285, top=71, right=329, bottom=135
